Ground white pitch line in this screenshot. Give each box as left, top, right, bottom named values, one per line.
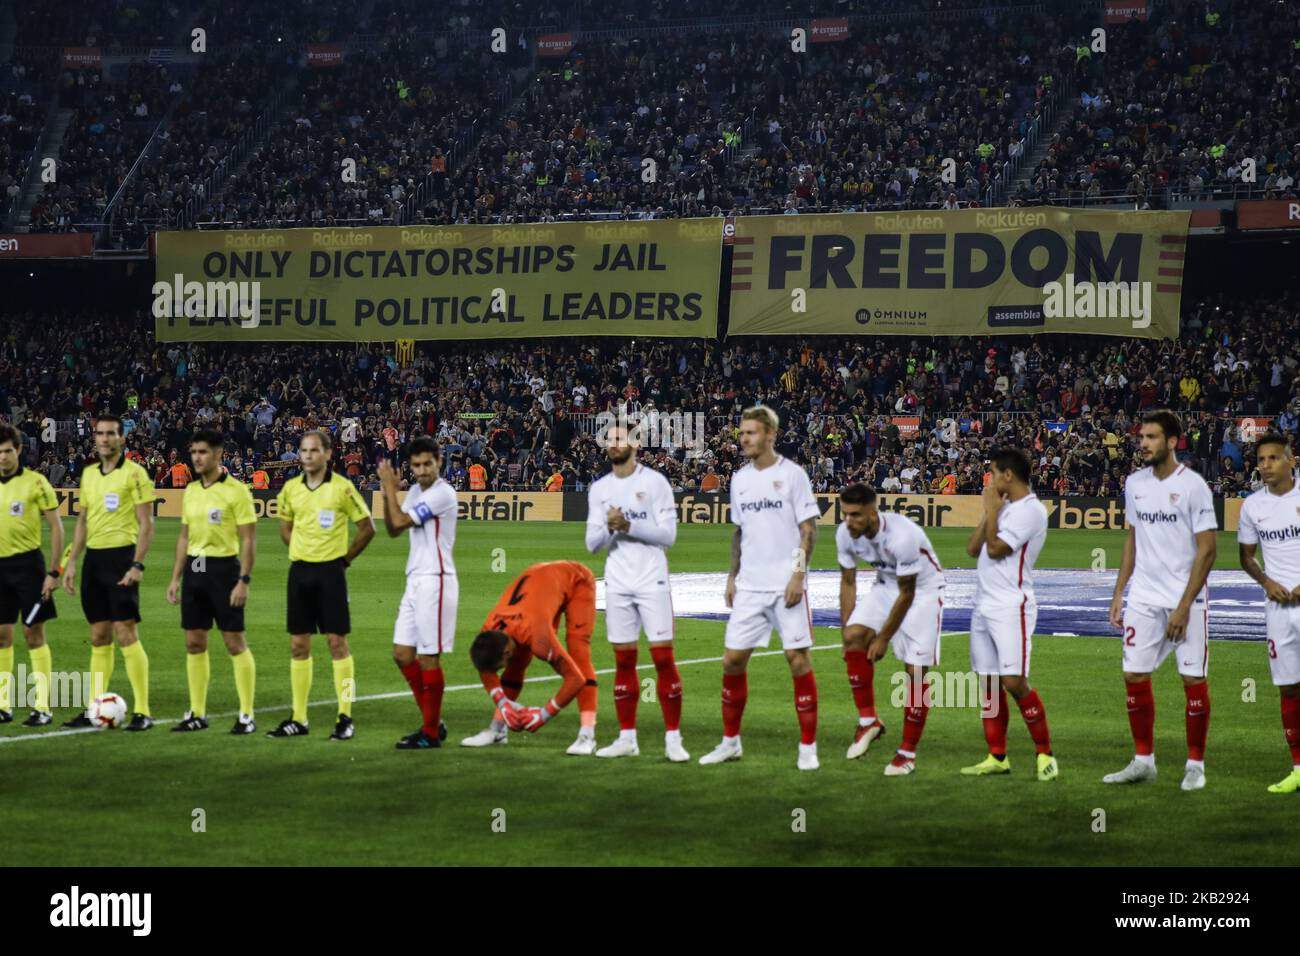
left=0, top=639, right=848, bottom=745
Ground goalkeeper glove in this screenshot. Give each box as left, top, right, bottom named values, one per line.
left=490, top=687, right=523, bottom=713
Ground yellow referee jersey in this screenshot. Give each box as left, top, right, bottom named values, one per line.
left=277, top=468, right=370, bottom=563
left=182, top=473, right=256, bottom=558
left=0, top=466, right=58, bottom=557
left=80, top=454, right=157, bottom=549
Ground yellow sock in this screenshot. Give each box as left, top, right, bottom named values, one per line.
left=186, top=650, right=210, bottom=717
left=231, top=648, right=256, bottom=717
left=291, top=657, right=312, bottom=724
left=120, top=641, right=150, bottom=716
left=29, top=644, right=52, bottom=713
left=89, top=644, right=115, bottom=701
left=332, top=655, right=354, bottom=718
left=0, top=646, right=13, bottom=712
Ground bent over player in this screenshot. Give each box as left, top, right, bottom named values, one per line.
left=835, top=482, right=945, bottom=776
left=466, top=561, right=598, bottom=743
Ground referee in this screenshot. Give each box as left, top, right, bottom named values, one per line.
left=166, top=430, right=258, bottom=734
left=61, top=414, right=156, bottom=731
left=269, top=429, right=374, bottom=740
left=0, top=425, right=63, bottom=727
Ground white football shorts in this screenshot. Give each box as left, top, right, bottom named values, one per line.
left=393, top=573, right=459, bottom=656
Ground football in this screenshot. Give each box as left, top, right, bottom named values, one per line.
left=87, top=693, right=129, bottom=730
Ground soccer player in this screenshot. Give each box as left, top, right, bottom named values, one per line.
left=465, top=560, right=597, bottom=742
left=1236, top=431, right=1300, bottom=793
left=586, top=422, right=687, bottom=762
left=61, top=415, right=156, bottom=731
left=268, top=430, right=375, bottom=740
left=165, top=430, right=257, bottom=734
left=0, top=424, right=63, bottom=726
left=960, top=448, right=1057, bottom=781
left=377, top=437, right=458, bottom=750
left=698, top=406, right=822, bottom=771
left=835, top=482, right=946, bottom=775
left=1105, top=410, right=1217, bottom=791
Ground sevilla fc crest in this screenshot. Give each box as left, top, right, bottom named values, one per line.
left=1169, top=493, right=1180, bottom=504
left=773, top=481, right=784, bottom=490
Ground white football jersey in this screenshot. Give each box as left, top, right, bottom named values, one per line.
left=731, top=455, right=821, bottom=591
left=974, top=493, right=1048, bottom=610
left=836, top=512, right=945, bottom=593
left=400, top=478, right=458, bottom=576
left=1238, top=479, right=1300, bottom=593
left=1124, top=464, right=1217, bottom=609
left=585, top=463, right=677, bottom=593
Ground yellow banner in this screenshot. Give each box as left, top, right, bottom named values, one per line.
left=729, top=208, right=1189, bottom=338
left=155, top=219, right=722, bottom=341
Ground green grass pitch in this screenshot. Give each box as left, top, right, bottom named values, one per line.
left=1, top=521, right=1292, bottom=866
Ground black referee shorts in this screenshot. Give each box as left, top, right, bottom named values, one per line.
left=286, top=558, right=350, bottom=636
left=181, top=555, right=245, bottom=632
left=0, top=549, right=56, bottom=626
left=81, top=545, right=140, bottom=625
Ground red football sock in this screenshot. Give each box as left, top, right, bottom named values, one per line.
left=1126, top=678, right=1155, bottom=756
left=1184, top=681, right=1209, bottom=762
left=844, top=649, right=877, bottom=719
left=981, top=685, right=1009, bottom=756
left=793, top=670, right=818, bottom=745
left=721, top=672, right=747, bottom=737
left=420, top=667, right=445, bottom=737
left=899, top=674, right=929, bottom=755
left=399, top=660, right=429, bottom=718
left=613, top=647, right=639, bottom=731
left=1017, top=688, right=1052, bottom=754
left=650, top=645, right=682, bottom=732
left=1281, top=696, right=1300, bottom=765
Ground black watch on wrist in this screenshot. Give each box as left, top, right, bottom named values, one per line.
left=48, top=568, right=61, bottom=578
left=131, top=561, right=145, bottom=572
left=238, top=574, right=252, bottom=584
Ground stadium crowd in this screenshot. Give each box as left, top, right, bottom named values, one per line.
left=7, top=0, right=1292, bottom=240
left=1, top=289, right=1296, bottom=500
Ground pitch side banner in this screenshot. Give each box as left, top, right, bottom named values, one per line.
left=154, top=220, right=722, bottom=342
left=50, top=489, right=1241, bottom=531
left=562, top=492, right=1238, bottom=531
left=728, top=208, right=1189, bottom=339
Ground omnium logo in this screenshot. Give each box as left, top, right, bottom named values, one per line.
left=49, top=886, right=151, bottom=936
left=151, top=273, right=261, bottom=327
left=1042, top=273, right=1151, bottom=328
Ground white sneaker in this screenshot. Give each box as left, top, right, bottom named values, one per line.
left=883, top=757, right=915, bottom=776
left=797, top=744, right=820, bottom=771
left=461, top=726, right=508, bottom=748
left=698, top=737, right=743, bottom=765
left=1180, top=765, right=1206, bottom=791
left=566, top=733, right=597, bottom=756
left=596, top=736, right=639, bottom=758
left=846, top=721, right=884, bottom=759
left=664, top=734, right=690, bottom=763
left=1102, top=758, right=1157, bottom=784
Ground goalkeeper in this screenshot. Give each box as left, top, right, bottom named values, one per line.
left=467, top=561, right=598, bottom=743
